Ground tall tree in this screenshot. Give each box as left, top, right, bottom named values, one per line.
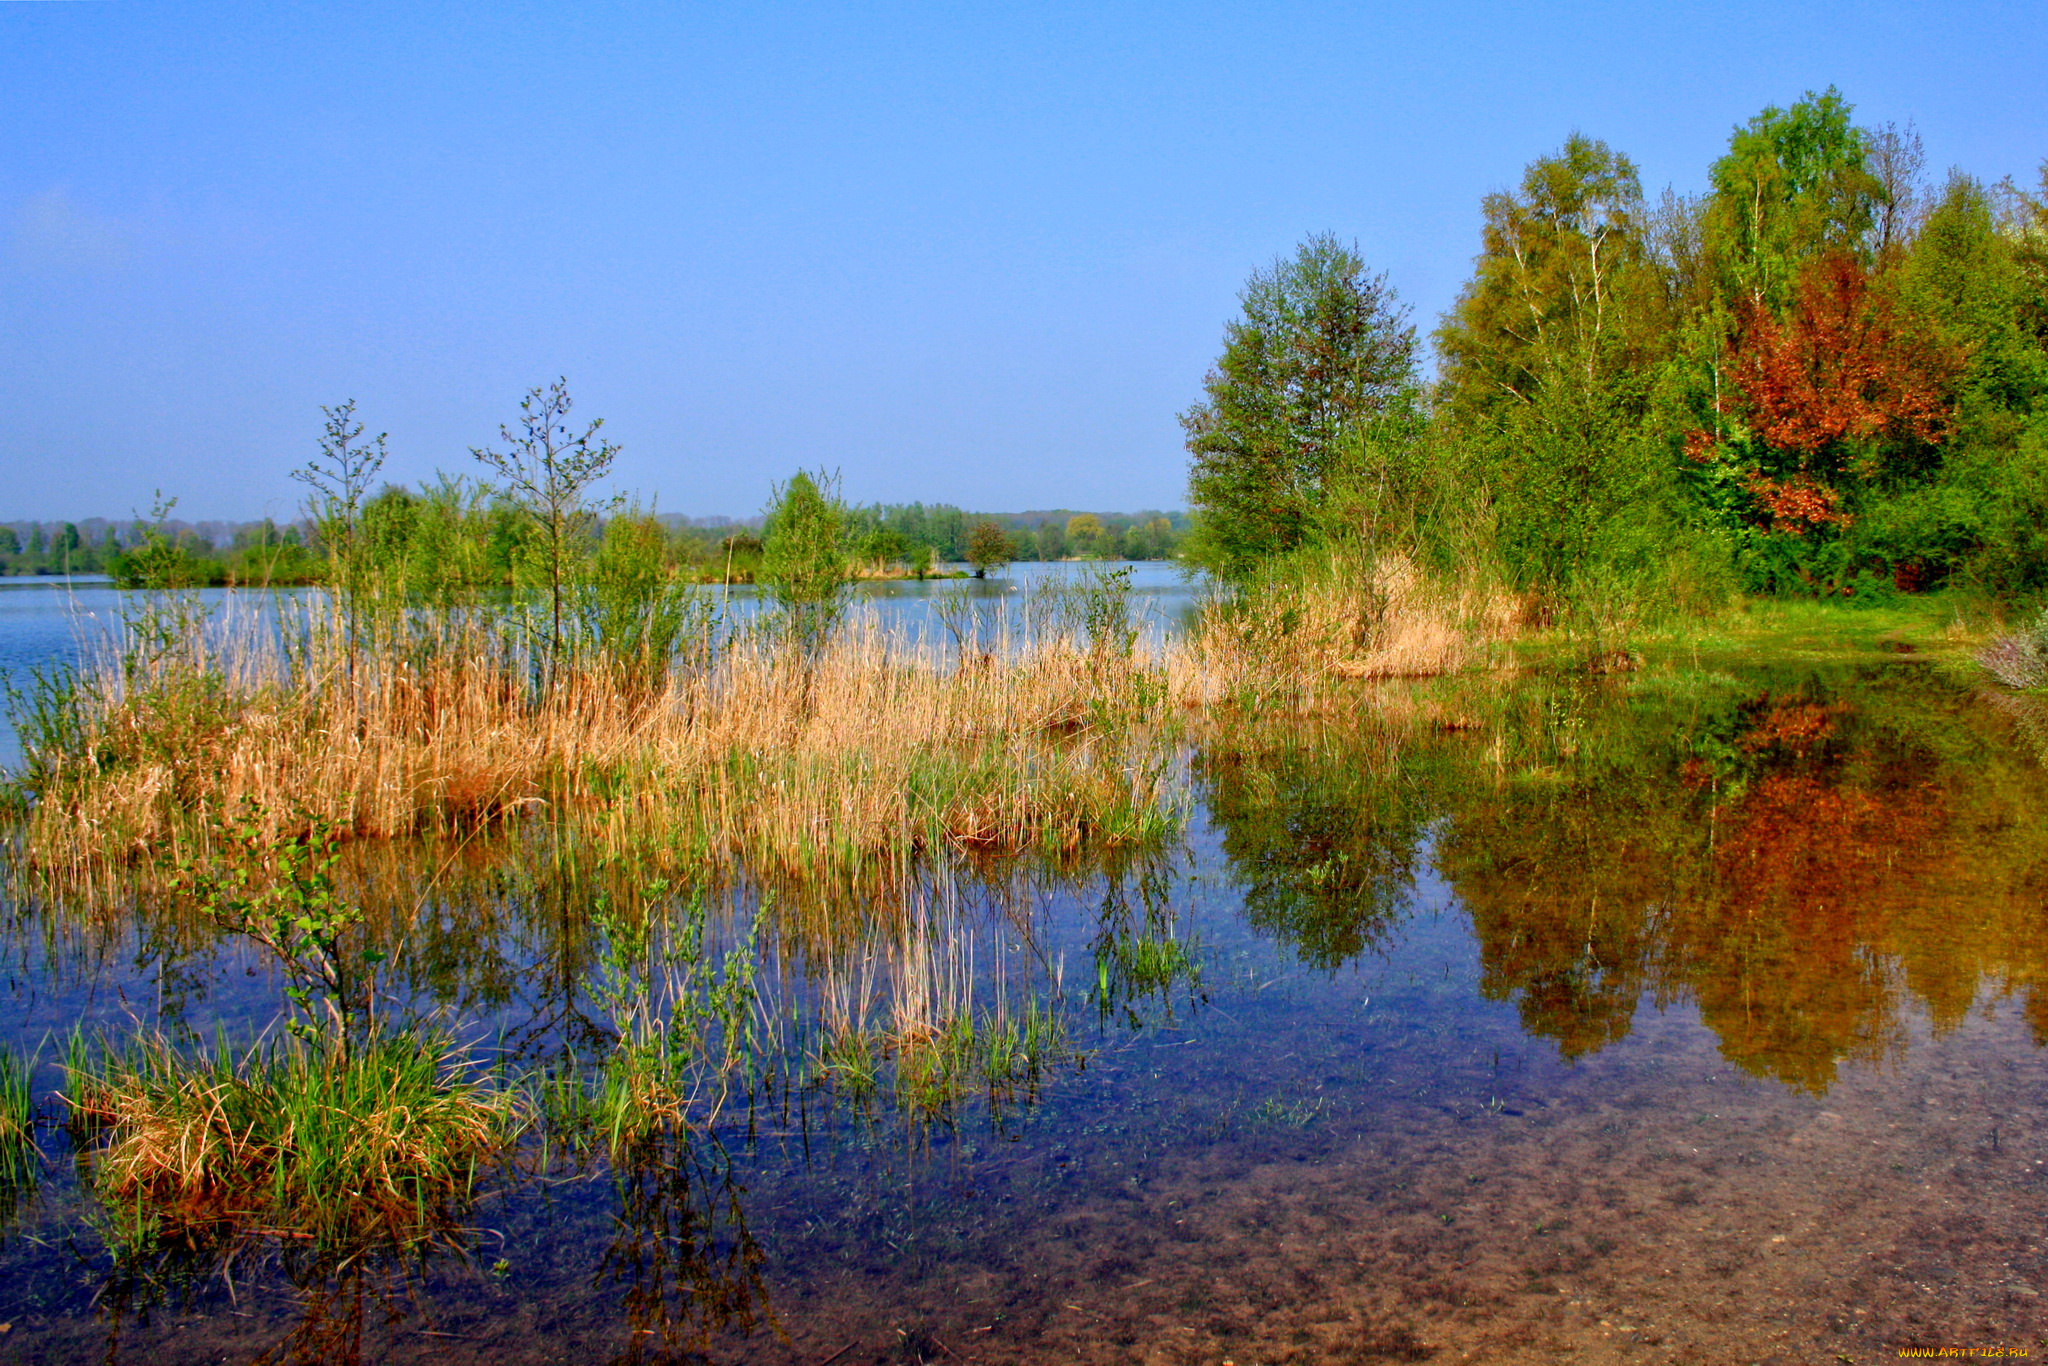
left=1723, top=254, right=1956, bottom=486
left=1436, top=134, right=1661, bottom=418
left=1182, top=234, right=1417, bottom=578
left=294, top=400, right=389, bottom=608
left=761, top=470, right=849, bottom=647
left=966, top=521, right=1013, bottom=578
left=1900, top=173, right=2048, bottom=438
left=1705, top=88, right=1880, bottom=311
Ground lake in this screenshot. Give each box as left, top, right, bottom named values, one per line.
left=0, top=584, right=2043, bottom=1364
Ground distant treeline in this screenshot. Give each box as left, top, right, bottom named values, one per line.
left=1185, top=87, right=2048, bottom=611
left=0, top=503, right=1185, bottom=586
left=0, top=517, right=322, bottom=584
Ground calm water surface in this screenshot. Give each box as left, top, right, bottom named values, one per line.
left=1, top=594, right=2045, bottom=1365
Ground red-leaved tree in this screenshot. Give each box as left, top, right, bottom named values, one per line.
left=1723, top=253, right=1955, bottom=477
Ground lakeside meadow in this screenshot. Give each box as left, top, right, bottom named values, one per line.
left=5, top=85, right=2048, bottom=1364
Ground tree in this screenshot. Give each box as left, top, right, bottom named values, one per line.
left=1182, top=234, right=1418, bottom=578
left=116, top=492, right=194, bottom=590
left=471, top=379, right=619, bottom=672
left=1996, top=161, right=2048, bottom=348
left=761, top=469, right=849, bottom=647
left=0, top=527, right=16, bottom=556
left=858, top=525, right=911, bottom=570
left=1437, top=134, right=1661, bottom=418
left=1064, top=513, right=1105, bottom=558
left=1901, top=173, right=2048, bottom=434
left=1705, top=88, right=1879, bottom=311
left=966, top=521, right=1013, bottom=578
left=294, top=400, right=389, bottom=611
left=1867, top=121, right=1927, bottom=261
left=1722, top=254, right=1956, bottom=486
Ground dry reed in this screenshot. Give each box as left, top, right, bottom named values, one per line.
left=17, top=560, right=1513, bottom=899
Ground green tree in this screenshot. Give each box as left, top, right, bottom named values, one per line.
left=294, top=400, right=389, bottom=620
left=1182, top=234, right=1418, bottom=578
left=1705, top=88, right=1879, bottom=311
left=116, top=493, right=195, bottom=590
left=761, top=470, right=849, bottom=646
left=586, top=507, right=710, bottom=692
left=1034, top=519, right=1068, bottom=561
left=1065, top=513, right=1105, bottom=558
left=1844, top=172, right=2048, bottom=592
left=1901, top=173, right=2048, bottom=441
left=966, top=520, right=1013, bottom=578
left=471, top=379, right=619, bottom=673
left=1997, top=161, right=2048, bottom=348
left=857, top=524, right=911, bottom=570
left=1436, top=134, right=1663, bottom=420
left=0, top=528, right=17, bottom=557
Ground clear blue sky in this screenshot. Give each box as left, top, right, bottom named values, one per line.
left=3, top=1, right=2042, bottom=522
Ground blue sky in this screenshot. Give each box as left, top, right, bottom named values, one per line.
left=3, top=1, right=2043, bottom=521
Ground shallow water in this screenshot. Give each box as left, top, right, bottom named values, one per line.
left=3, top=635, right=2047, bottom=1364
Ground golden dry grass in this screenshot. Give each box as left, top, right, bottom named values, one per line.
left=1165, top=552, right=1518, bottom=706
left=17, top=560, right=1515, bottom=898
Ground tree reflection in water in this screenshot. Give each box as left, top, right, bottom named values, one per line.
left=1199, top=663, right=2048, bottom=1091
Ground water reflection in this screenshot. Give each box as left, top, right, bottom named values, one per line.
left=596, top=1133, right=772, bottom=1363
left=4, top=657, right=2047, bottom=1360
left=1201, top=663, right=2048, bottom=1091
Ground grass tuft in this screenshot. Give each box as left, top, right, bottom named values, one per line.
left=66, top=1028, right=519, bottom=1245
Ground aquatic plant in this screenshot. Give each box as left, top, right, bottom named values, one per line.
left=1094, top=932, right=1201, bottom=1016
left=66, top=1028, right=519, bottom=1246
left=0, top=1043, right=39, bottom=1222
left=1179, top=548, right=1515, bottom=715
left=578, top=891, right=765, bottom=1153
left=182, top=806, right=386, bottom=1054
left=15, top=592, right=1198, bottom=905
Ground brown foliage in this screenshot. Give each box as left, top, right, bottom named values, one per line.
left=1723, top=253, right=1959, bottom=471
left=1740, top=473, right=1853, bottom=533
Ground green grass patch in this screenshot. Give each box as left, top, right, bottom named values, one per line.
left=67, top=1028, right=521, bottom=1247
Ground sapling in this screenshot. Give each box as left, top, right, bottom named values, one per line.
left=183, top=805, right=386, bottom=1057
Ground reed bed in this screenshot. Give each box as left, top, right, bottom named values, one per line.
left=0, top=567, right=1511, bottom=1258
left=18, top=595, right=1194, bottom=891
left=11, top=556, right=1516, bottom=911
left=1165, top=552, right=1518, bottom=715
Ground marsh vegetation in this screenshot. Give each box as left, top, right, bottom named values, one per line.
left=6, top=84, right=2048, bottom=1364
